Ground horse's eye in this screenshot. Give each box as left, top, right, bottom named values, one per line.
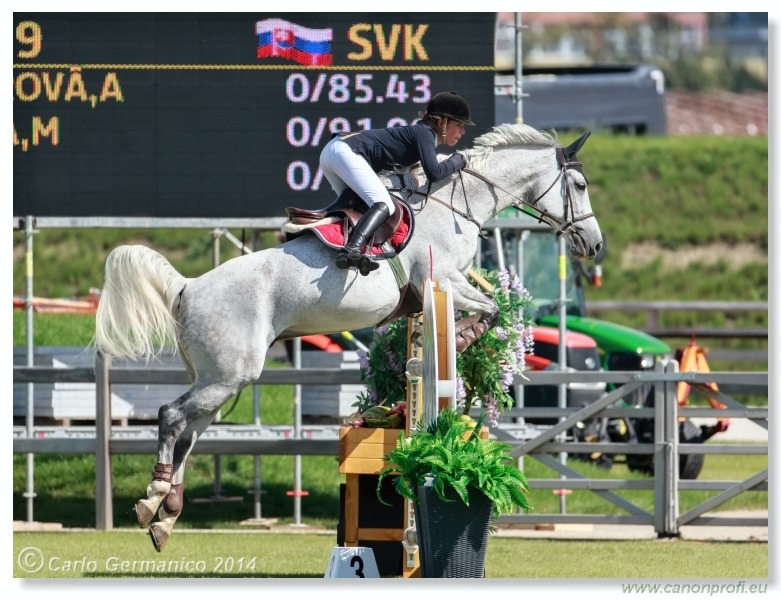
left=575, top=181, right=587, bottom=191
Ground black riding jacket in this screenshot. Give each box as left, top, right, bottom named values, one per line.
left=339, top=122, right=465, bottom=182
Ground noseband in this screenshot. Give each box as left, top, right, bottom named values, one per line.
left=462, top=146, right=596, bottom=237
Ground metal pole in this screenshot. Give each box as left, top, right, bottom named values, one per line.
left=514, top=13, right=525, bottom=123
left=211, top=229, right=223, bottom=498
left=252, top=385, right=263, bottom=520
left=291, top=336, right=305, bottom=527
left=557, top=236, right=568, bottom=513
left=95, top=351, right=113, bottom=530
left=493, top=227, right=505, bottom=272
left=24, top=215, right=37, bottom=523
left=653, top=360, right=666, bottom=535
left=515, top=231, right=529, bottom=476
left=666, top=359, right=680, bottom=536
left=250, top=229, right=262, bottom=520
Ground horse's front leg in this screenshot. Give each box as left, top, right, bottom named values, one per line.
left=454, top=311, right=499, bottom=352
left=447, top=273, right=500, bottom=352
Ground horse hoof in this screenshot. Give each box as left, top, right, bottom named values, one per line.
left=135, top=499, right=158, bottom=529
left=148, top=523, right=169, bottom=553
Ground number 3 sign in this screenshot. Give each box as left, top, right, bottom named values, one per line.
left=324, top=547, right=380, bottom=578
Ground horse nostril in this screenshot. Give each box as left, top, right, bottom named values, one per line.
left=594, top=241, right=603, bottom=254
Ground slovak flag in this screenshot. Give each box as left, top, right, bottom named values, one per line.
left=256, top=19, right=333, bottom=66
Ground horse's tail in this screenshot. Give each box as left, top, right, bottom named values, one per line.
left=94, top=245, right=187, bottom=362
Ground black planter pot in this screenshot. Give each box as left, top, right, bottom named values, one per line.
left=414, top=485, right=493, bottom=578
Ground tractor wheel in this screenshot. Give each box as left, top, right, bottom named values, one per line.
left=626, top=418, right=654, bottom=475
left=626, top=418, right=705, bottom=479
left=679, top=418, right=705, bottom=480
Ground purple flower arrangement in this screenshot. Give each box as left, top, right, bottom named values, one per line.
left=355, top=268, right=535, bottom=426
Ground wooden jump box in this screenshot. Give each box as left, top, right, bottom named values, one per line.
left=337, top=426, right=414, bottom=577
left=338, top=426, right=402, bottom=475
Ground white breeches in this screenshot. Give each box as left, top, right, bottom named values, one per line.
left=319, top=137, right=396, bottom=216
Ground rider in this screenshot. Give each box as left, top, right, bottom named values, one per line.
left=319, top=90, right=474, bottom=275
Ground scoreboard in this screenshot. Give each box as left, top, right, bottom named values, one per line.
left=13, top=13, right=496, bottom=219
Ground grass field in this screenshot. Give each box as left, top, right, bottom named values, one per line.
left=12, top=531, right=769, bottom=579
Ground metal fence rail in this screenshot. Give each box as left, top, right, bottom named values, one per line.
left=495, top=365, right=767, bottom=534
left=587, top=300, right=768, bottom=339
left=13, top=358, right=768, bottom=536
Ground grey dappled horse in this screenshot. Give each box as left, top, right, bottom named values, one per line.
left=94, top=123, right=603, bottom=551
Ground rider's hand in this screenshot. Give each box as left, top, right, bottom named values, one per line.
left=452, top=152, right=467, bottom=171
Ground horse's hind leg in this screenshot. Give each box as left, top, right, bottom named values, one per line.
left=135, top=462, right=175, bottom=530
left=144, top=349, right=200, bottom=532
left=135, top=353, right=198, bottom=530
left=134, top=389, right=196, bottom=529
left=147, top=421, right=206, bottom=552
left=135, top=382, right=239, bottom=536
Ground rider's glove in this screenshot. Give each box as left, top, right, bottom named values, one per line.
left=451, top=152, right=467, bottom=171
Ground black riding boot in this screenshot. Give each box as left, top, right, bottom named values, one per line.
left=336, top=203, right=390, bottom=276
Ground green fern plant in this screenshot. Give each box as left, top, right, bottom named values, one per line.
left=376, top=408, right=532, bottom=517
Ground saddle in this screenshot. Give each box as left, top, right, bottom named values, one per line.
left=282, top=171, right=421, bottom=259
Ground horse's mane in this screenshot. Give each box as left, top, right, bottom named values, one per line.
left=464, top=123, right=558, bottom=171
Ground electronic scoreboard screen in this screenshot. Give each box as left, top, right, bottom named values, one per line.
left=13, top=13, right=496, bottom=219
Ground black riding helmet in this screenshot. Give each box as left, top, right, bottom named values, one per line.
left=426, top=91, right=474, bottom=125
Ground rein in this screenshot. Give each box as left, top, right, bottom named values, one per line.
left=387, top=167, right=486, bottom=237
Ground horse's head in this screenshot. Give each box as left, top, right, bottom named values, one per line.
left=464, top=124, right=603, bottom=261
left=533, top=132, right=603, bottom=260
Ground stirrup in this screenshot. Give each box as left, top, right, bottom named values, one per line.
left=336, top=246, right=361, bottom=270
left=336, top=249, right=379, bottom=276
left=351, top=253, right=380, bottom=276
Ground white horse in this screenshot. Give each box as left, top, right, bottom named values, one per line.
left=94, top=122, right=602, bottom=551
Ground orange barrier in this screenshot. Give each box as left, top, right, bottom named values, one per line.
left=676, top=337, right=729, bottom=435
left=13, top=291, right=100, bottom=314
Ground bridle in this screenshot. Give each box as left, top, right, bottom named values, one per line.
left=461, top=145, right=596, bottom=238
left=387, top=141, right=595, bottom=239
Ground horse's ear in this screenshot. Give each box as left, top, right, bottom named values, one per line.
left=563, top=131, right=591, bottom=159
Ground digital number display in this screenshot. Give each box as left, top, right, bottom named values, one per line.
left=13, top=13, right=495, bottom=219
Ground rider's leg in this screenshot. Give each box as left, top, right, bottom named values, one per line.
left=321, top=138, right=395, bottom=274
left=321, top=138, right=396, bottom=216
left=336, top=202, right=391, bottom=274
left=320, top=136, right=349, bottom=198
